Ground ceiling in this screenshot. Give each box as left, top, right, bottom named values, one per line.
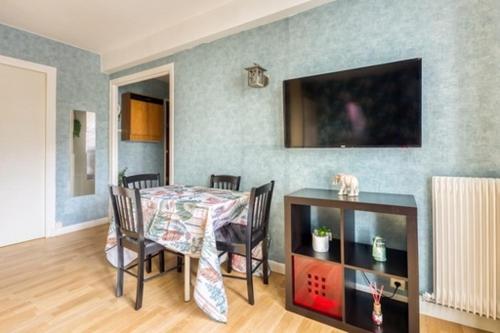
left=0, top=0, right=332, bottom=73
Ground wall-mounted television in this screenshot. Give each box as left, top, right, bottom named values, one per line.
left=283, top=59, right=422, bottom=148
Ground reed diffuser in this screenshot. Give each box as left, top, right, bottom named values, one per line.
left=369, top=282, right=384, bottom=326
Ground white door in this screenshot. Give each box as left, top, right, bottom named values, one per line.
left=0, top=62, right=47, bottom=247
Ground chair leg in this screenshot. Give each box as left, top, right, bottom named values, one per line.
left=177, top=256, right=183, bottom=273
left=135, top=246, right=145, bottom=310
left=146, top=254, right=152, bottom=273
left=159, top=251, right=165, bottom=273
left=116, top=240, right=124, bottom=297
left=184, top=255, right=191, bottom=302
left=226, top=252, right=232, bottom=273
left=262, top=239, right=269, bottom=285
left=246, top=249, right=254, bottom=305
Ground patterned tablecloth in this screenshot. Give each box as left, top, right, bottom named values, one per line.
left=105, top=185, right=256, bottom=322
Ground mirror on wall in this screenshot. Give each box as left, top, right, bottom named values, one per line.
left=71, top=110, right=96, bottom=196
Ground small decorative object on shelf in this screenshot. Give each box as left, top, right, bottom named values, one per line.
left=372, top=236, right=387, bottom=262
left=372, top=301, right=383, bottom=326
left=369, top=282, right=384, bottom=326
left=312, top=226, right=332, bottom=252
left=73, top=118, right=81, bottom=138
left=333, top=173, right=359, bottom=197
left=118, top=167, right=128, bottom=186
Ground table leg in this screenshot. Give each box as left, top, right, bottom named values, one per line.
left=184, top=254, right=191, bottom=302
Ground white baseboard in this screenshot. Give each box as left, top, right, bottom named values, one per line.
left=48, top=217, right=109, bottom=237
left=269, top=260, right=285, bottom=274
left=420, top=299, right=499, bottom=332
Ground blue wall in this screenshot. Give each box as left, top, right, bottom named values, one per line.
left=0, top=24, right=109, bottom=226
left=118, top=79, right=168, bottom=183
left=111, top=0, right=500, bottom=292
left=1, top=0, right=498, bottom=292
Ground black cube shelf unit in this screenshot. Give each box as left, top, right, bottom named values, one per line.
left=285, top=188, right=419, bottom=333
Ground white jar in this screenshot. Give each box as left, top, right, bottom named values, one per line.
left=312, top=233, right=331, bottom=252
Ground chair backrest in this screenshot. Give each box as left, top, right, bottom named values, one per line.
left=122, top=173, right=161, bottom=189
left=210, top=174, right=241, bottom=191
left=109, top=185, right=144, bottom=240
left=246, top=181, right=275, bottom=245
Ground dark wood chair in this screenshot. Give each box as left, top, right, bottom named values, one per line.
left=122, top=173, right=160, bottom=273
left=210, top=174, right=241, bottom=191
left=122, top=173, right=161, bottom=189
left=215, top=180, right=275, bottom=305
left=122, top=173, right=182, bottom=273
left=110, top=185, right=178, bottom=310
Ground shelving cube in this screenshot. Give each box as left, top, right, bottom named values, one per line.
left=285, top=188, right=418, bottom=333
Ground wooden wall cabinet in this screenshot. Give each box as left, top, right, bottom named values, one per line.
left=121, top=93, right=164, bottom=142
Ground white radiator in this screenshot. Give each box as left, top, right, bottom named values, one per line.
left=432, top=176, right=500, bottom=319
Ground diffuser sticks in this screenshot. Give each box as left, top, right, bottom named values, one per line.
left=370, top=282, right=384, bottom=326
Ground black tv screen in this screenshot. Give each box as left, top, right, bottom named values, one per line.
left=284, top=59, right=422, bottom=148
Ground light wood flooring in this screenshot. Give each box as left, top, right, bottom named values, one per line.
left=0, top=225, right=487, bottom=333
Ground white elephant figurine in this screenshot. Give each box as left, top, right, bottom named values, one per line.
left=334, top=173, right=359, bottom=197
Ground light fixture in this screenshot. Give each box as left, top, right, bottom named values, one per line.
left=245, top=63, right=269, bottom=88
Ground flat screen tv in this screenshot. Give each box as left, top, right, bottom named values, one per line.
left=283, top=59, right=422, bottom=148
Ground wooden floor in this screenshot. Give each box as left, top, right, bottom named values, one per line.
left=0, top=225, right=487, bottom=333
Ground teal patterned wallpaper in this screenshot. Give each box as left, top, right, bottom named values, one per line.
left=111, top=0, right=500, bottom=292
left=0, top=0, right=498, bottom=293
left=118, top=79, right=168, bottom=183
left=0, top=23, right=109, bottom=226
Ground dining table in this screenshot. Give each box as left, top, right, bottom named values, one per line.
left=105, top=185, right=264, bottom=323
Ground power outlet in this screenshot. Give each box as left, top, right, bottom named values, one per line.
left=390, top=278, right=406, bottom=291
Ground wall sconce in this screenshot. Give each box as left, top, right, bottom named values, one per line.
left=245, top=63, right=269, bottom=88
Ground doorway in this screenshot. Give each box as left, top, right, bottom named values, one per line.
left=109, top=63, right=174, bottom=187
left=0, top=55, right=56, bottom=246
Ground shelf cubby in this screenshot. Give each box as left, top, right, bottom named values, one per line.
left=290, top=204, right=342, bottom=264
left=345, top=288, right=408, bottom=333
left=343, top=209, right=408, bottom=279
left=344, top=268, right=409, bottom=333
left=344, top=241, right=408, bottom=279
left=292, top=255, right=343, bottom=320
left=293, top=239, right=341, bottom=263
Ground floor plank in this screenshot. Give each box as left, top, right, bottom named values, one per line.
left=0, top=225, right=487, bottom=332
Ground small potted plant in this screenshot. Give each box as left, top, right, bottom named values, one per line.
left=312, top=226, right=332, bottom=252
left=118, top=167, right=127, bottom=186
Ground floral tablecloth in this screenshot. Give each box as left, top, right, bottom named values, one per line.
left=105, top=185, right=257, bottom=322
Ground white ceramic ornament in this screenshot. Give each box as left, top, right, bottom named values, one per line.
left=334, top=173, right=359, bottom=197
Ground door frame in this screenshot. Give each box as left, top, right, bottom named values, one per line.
left=0, top=54, right=57, bottom=238
left=108, top=63, right=174, bottom=186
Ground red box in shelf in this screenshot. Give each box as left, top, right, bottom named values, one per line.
left=293, top=255, right=343, bottom=319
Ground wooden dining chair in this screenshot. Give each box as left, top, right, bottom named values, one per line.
left=122, top=173, right=182, bottom=273
left=110, top=185, right=179, bottom=310
left=210, top=174, right=241, bottom=191
left=122, top=173, right=161, bottom=189
left=215, top=180, right=275, bottom=305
